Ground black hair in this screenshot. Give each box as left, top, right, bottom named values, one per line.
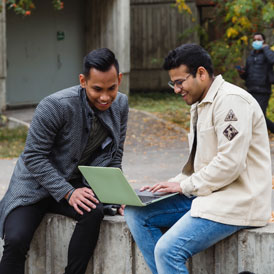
left=163, top=43, right=214, bottom=77
left=83, top=48, right=119, bottom=78
left=253, top=32, right=265, bottom=41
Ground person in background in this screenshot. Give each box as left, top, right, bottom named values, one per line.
left=125, top=44, right=272, bottom=274
left=0, top=48, right=128, bottom=274
left=237, top=32, right=274, bottom=133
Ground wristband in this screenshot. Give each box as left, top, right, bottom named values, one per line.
left=67, top=189, right=75, bottom=203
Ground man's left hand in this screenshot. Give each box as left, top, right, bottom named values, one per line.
left=140, top=182, right=182, bottom=194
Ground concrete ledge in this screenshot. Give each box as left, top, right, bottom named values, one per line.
left=189, top=223, right=274, bottom=274
left=0, top=214, right=273, bottom=273
left=0, top=214, right=151, bottom=274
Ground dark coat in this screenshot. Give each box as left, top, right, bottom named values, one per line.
left=0, top=85, right=129, bottom=237
left=241, top=46, right=274, bottom=93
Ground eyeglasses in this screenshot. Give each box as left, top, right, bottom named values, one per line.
left=168, top=74, right=191, bottom=89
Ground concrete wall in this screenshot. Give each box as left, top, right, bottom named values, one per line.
left=0, top=0, right=6, bottom=111
left=0, top=214, right=273, bottom=273
left=86, top=0, right=131, bottom=95
left=6, top=0, right=85, bottom=106
left=130, top=0, right=199, bottom=92
left=1, top=0, right=130, bottom=109
left=0, top=214, right=151, bottom=274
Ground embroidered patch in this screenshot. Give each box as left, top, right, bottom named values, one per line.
left=224, top=109, right=238, bottom=121
left=223, top=124, right=238, bottom=141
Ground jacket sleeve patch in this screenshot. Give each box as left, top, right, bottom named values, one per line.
left=223, top=124, right=239, bottom=141
left=224, top=109, right=238, bottom=121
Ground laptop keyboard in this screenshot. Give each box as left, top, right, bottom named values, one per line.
left=138, top=195, right=160, bottom=203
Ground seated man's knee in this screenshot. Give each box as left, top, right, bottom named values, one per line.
left=81, top=203, right=104, bottom=224
left=154, top=237, right=169, bottom=263
left=155, top=235, right=186, bottom=263
left=93, top=203, right=104, bottom=219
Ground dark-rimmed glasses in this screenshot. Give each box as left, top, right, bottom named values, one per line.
left=168, top=74, right=191, bottom=89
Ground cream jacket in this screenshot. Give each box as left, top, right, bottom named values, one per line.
left=169, top=75, right=272, bottom=227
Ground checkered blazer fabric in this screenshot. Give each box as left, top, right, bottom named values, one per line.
left=0, top=85, right=129, bottom=238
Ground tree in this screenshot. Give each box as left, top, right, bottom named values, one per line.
left=0, top=0, right=64, bottom=16
left=175, top=0, right=274, bottom=83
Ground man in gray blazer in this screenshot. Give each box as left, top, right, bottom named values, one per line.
left=0, top=48, right=129, bottom=274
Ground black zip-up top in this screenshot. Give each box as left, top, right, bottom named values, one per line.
left=241, top=46, right=274, bottom=94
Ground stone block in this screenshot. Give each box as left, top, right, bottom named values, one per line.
left=189, top=223, right=274, bottom=274
left=24, top=214, right=148, bottom=274
left=92, top=215, right=133, bottom=274
left=238, top=224, right=274, bottom=274
left=191, top=245, right=215, bottom=274
left=214, top=233, right=239, bottom=274
left=44, top=214, right=87, bottom=273
left=25, top=217, right=47, bottom=274
left=0, top=213, right=274, bottom=274
left=133, top=243, right=152, bottom=274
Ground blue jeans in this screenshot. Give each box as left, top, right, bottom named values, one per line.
left=124, top=194, right=248, bottom=274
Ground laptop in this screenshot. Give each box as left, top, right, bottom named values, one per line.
left=78, top=166, right=178, bottom=206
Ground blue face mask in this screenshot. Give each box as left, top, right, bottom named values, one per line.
left=252, top=40, right=263, bottom=50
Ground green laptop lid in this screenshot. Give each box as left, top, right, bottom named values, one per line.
left=78, top=166, right=144, bottom=206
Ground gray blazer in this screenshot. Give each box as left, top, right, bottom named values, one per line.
left=0, top=85, right=129, bottom=237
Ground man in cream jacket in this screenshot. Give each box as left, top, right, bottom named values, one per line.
left=124, top=44, right=272, bottom=274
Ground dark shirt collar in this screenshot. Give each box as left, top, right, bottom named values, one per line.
left=78, top=86, right=94, bottom=119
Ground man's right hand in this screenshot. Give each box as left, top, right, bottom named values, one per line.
left=66, top=187, right=99, bottom=215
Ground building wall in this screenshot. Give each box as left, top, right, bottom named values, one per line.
left=0, top=0, right=6, bottom=111
left=85, top=0, right=131, bottom=95
left=130, top=0, right=199, bottom=91
left=6, top=0, right=85, bottom=107
left=2, top=0, right=130, bottom=108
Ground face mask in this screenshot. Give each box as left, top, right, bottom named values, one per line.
left=252, top=40, right=263, bottom=50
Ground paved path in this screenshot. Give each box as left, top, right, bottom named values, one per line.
left=123, top=109, right=189, bottom=188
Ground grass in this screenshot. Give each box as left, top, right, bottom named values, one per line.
left=130, top=88, right=274, bottom=132
left=129, top=91, right=191, bottom=130
left=0, top=126, right=28, bottom=158
left=267, top=91, right=274, bottom=122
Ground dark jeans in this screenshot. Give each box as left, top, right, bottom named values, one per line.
left=250, top=92, right=274, bottom=133
left=0, top=197, right=104, bottom=274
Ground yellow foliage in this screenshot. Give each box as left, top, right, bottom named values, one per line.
left=240, top=35, right=248, bottom=45
left=226, top=27, right=239, bottom=38
left=176, top=0, right=192, bottom=14
left=233, top=5, right=240, bottom=17
left=232, top=16, right=237, bottom=23
left=270, top=212, right=274, bottom=223
left=271, top=45, right=274, bottom=51
left=239, top=16, right=252, bottom=29
left=225, top=13, right=231, bottom=22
